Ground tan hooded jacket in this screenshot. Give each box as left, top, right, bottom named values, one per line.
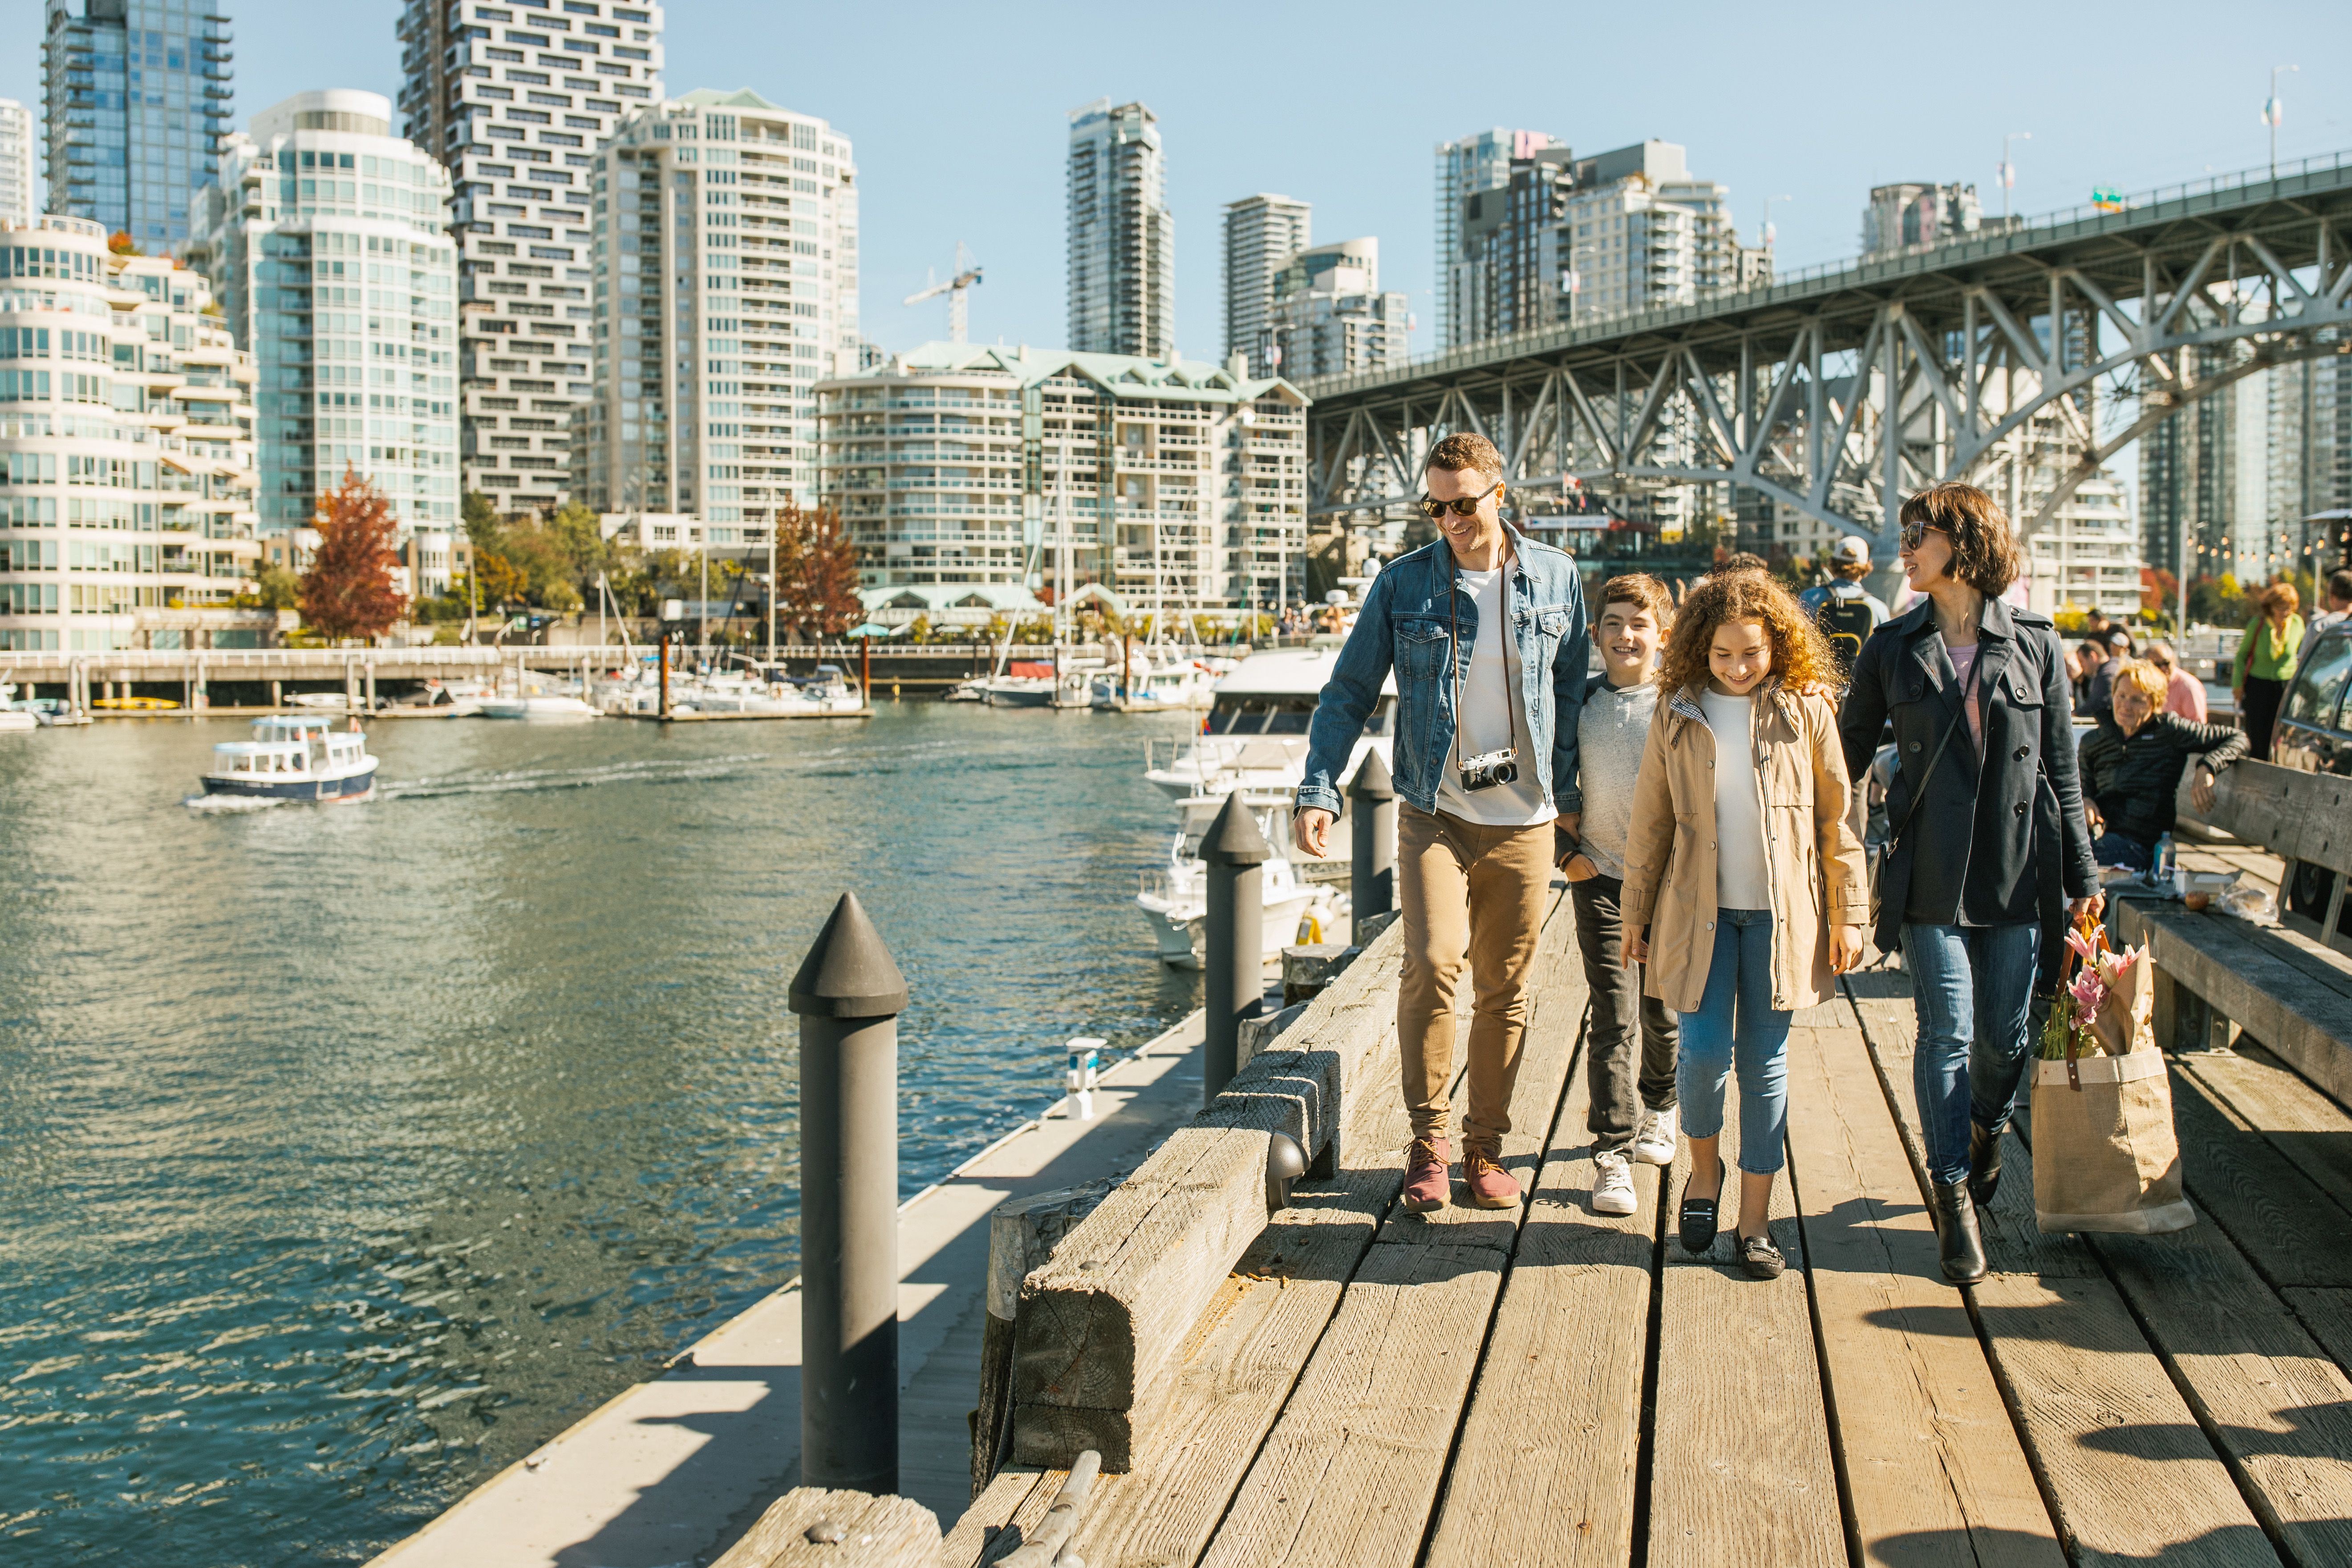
left=1618, top=680, right=1870, bottom=1015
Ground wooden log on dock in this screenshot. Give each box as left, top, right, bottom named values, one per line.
left=708, top=1485, right=940, bottom=1566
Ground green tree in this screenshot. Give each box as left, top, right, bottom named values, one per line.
left=236, top=563, right=300, bottom=612
left=462, top=489, right=504, bottom=551
left=548, top=499, right=609, bottom=602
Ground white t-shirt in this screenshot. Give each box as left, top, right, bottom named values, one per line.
left=1699, top=689, right=1772, bottom=910
left=1435, top=561, right=1554, bottom=827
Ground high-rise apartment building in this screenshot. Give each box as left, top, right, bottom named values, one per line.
left=1266, top=239, right=1408, bottom=380
left=187, top=90, right=458, bottom=539
left=1858, top=181, right=2008, bottom=261
left=1067, top=99, right=1173, bottom=359
left=1222, top=193, right=1308, bottom=375
left=1452, top=140, right=1760, bottom=344
left=394, top=0, right=664, bottom=515
left=0, top=102, right=36, bottom=226
left=41, top=0, right=235, bottom=250
left=1436, top=127, right=1553, bottom=350
left=0, top=214, right=261, bottom=652
left=818, top=344, right=1306, bottom=610
left=578, top=90, right=857, bottom=539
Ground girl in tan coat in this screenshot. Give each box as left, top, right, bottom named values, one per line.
left=1622, top=572, right=1869, bottom=1277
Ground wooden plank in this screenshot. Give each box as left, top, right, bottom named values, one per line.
left=2180, top=1046, right=2352, bottom=1195
left=2093, top=1213, right=2352, bottom=1567
left=1648, top=1023, right=1843, bottom=1568
left=1423, top=1006, right=1656, bottom=1567
left=942, top=1470, right=1050, bottom=1568
left=710, top=1486, right=941, bottom=1568
left=1190, top=904, right=1587, bottom=1568
left=2207, top=759, right=2352, bottom=877
left=1845, top=976, right=2275, bottom=1564
left=1781, top=1019, right=2065, bottom=1568
left=2280, top=1288, right=2352, bottom=1379
left=2110, top=900, right=2352, bottom=1112
left=2166, top=1063, right=2352, bottom=1288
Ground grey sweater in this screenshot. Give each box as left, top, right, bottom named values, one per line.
left=1570, top=675, right=1658, bottom=880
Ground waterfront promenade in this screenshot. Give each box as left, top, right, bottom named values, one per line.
left=944, top=863, right=2352, bottom=1568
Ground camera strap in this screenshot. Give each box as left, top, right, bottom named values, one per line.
left=1448, top=547, right=1519, bottom=774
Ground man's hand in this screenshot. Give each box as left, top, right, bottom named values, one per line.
left=1622, top=925, right=1649, bottom=965
left=1829, top=923, right=1865, bottom=973
left=1294, top=806, right=1335, bottom=858
left=1563, top=853, right=1599, bottom=883
left=2191, top=766, right=2218, bottom=814
left=2069, top=893, right=2102, bottom=926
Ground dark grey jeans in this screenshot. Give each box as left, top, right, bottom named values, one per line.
left=1570, top=873, right=1679, bottom=1152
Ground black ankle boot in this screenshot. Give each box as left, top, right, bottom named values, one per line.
left=1931, top=1181, right=1988, bottom=1284
left=1967, top=1122, right=2003, bottom=1209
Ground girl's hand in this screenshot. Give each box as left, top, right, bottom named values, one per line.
left=1622, top=925, right=1649, bottom=965
left=1829, top=923, right=1865, bottom=973
left=1563, top=853, right=1599, bottom=883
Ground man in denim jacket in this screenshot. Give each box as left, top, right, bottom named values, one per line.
left=1294, top=432, right=1589, bottom=1211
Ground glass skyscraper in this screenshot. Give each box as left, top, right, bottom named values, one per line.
left=42, top=0, right=235, bottom=250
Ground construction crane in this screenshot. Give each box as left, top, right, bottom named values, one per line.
left=903, top=243, right=983, bottom=343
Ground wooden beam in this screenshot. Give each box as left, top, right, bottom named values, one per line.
left=711, top=1487, right=941, bottom=1567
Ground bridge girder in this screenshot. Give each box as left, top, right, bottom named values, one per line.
left=1303, top=160, right=2352, bottom=557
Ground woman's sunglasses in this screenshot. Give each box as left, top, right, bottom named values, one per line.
left=1417, top=480, right=1503, bottom=520
left=1898, top=521, right=1949, bottom=551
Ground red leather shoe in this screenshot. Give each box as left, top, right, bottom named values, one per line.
left=1462, top=1143, right=1522, bottom=1209
left=1401, top=1137, right=1452, bottom=1211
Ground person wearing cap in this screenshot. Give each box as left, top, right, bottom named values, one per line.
left=1798, top=535, right=1894, bottom=625
left=2081, top=629, right=2132, bottom=720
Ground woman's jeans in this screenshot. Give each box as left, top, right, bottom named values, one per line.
left=1675, top=909, right=1791, bottom=1176
left=1901, top=920, right=2041, bottom=1186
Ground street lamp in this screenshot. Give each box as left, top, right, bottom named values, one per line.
left=2265, top=65, right=2298, bottom=179
left=1760, top=194, right=1793, bottom=251
left=1998, top=132, right=2031, bottom=220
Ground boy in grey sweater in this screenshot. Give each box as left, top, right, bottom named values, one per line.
left=1556, top=573, right=1680, bottom=1216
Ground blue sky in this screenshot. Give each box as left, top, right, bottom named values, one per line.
left=8, top=0, right=2349, bottom=365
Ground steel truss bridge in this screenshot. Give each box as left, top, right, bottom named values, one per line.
left=1300, top=151, right=2352, bottom=555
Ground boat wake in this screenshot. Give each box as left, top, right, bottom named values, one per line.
left=377, top=753, right=769, bottom=800
left=182, top=793, right=292, bottom=814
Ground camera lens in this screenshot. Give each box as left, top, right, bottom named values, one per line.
left=1494, top=761, right=1517, bottom=785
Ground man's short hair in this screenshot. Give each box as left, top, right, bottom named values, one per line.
left=1718, top=551, right=1769, bottom=574
left=2077, top=637, right=2109, bottom=659
left=1426, top=431, right=1503, bottom=483
left=2329, top=568, right=2352, bottom=605
left=1600, top=572, right=1672, bottom=624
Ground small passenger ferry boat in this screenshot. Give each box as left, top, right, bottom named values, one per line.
left=201, top=715, right=379, bottom=802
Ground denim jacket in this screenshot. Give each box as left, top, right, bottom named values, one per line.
left=1298, top=523, right=1590, bottom=818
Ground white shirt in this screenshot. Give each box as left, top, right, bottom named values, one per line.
left=1435, top=561, right=1554, bottom=827
left=1699, top=689, right=1772, bottom=911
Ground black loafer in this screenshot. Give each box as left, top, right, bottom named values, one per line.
left=1678, top=1170, right=1724, bottom=1254
left=1739, top=1233, right=1785, bottom=1280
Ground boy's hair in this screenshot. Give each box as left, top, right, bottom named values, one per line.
left=2113, top=660, right=2169, bottom=710
left=2329, top=568, right=2352, bottom=605
left=1657, top=570, right=1838, bottom=701
left=2076, top=636, right=2109, bottom=660
left=1717, top=551, right=1769, bottom=574
left=1834, top=559, right=1873, bottom=581
left=1425, top=431, right=1503, bottom=482
left=1899, top=482, right=2022, bottom=595
left=1599, top=572, right=1672, bottom=624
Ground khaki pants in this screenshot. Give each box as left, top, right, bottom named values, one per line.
left=1397, top=802, right=1554, bottom=1149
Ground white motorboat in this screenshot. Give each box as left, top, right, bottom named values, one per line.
left=200, top=715, right=377, bottom=802
left=1135, top=793, right=1346, bottom=968
left=481, top=677, right=600, bottom=721
left=1090, top=653, right=1217, bottom=712
left=1142, top=645, right=1395, bottom=800
left=0, top=682, right=38, bottom=732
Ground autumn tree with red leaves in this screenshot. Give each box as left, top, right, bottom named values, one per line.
left=299, top=468, right=408, bottom=641
left=772, top=499, right=863, bottom=639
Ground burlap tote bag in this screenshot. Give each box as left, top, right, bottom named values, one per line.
left=2032, top=929, right=2196, bottom=1235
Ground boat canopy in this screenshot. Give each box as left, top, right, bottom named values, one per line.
left=211, top=740, right=311, bottom=774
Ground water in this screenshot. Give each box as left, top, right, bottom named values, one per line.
left=0, top=705, right=1203, bottom=1566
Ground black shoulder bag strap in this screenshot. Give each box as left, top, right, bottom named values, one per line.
left=1874, top=647, right=1982, bottom=922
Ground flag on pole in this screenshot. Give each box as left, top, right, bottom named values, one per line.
left=1998, top=161, right=2015, bottom=189
left=2262, top=95, right=2284, bottom=127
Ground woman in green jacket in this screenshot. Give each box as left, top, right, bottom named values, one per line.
left=2232, top=580, right=2303, bottom=761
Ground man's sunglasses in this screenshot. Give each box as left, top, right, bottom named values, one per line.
left=1417, top=480, right=1503, bottom=520
left=1898, top=520, right=1949, bottom=551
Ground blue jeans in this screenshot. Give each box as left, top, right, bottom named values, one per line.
left=1901, top=921, right=2042, bottom=1185
left=2092, top=829, right=2153, bottom=871
left=1675, top=910, right=1791, bottom=1176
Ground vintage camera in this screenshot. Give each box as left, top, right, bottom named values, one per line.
left=1458, top=747, right=1520, bottom=791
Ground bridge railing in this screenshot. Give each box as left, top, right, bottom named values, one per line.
left=1304, top=145, right=2352, bottom=401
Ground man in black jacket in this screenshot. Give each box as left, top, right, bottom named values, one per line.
left=2079, top=660, right=2247, bottom=870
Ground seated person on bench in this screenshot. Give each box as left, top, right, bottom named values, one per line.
left=2079, top=659, right=2247, bottom=871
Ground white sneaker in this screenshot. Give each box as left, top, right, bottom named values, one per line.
left=1631, top=1105, right=1678, bottom=1166
left=1592, top=1150, right=1638, bottom=1216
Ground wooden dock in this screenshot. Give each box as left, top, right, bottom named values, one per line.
left=944, top=875, right=2352, bottom=1568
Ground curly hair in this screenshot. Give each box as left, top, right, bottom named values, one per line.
left=1899, top=482, right=2021, bottom=596
left=1656, top=570, right=1841, bottom=702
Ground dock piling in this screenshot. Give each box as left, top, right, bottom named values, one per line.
left=1348, top=750, right=1396, bottom=944
left=788, top=891, right=911, bottom=1497
left=1200, top=793, right=1273, bottom=1105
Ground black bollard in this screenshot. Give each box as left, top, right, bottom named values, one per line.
left=1347, top=750, right=1396, bottom=942
left=1200, top=793, right=1272, bottom=1105
left=787, top=891, right=911, bottom=1496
